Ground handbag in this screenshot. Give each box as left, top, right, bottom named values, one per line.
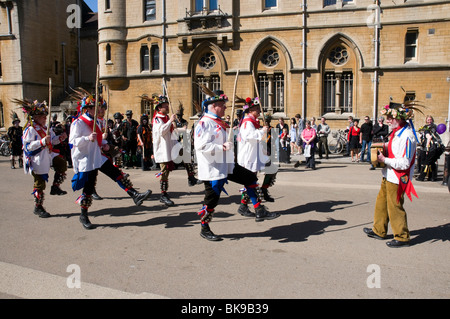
left=304, top=144, right=311, bottom=157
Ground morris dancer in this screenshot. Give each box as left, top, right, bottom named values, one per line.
left=18, top=99, right=64, bottom=218
left=236, top=97, right=272, bottom=217
left=69, top=93, right=152, bottom=229
left=194, top=90, right=280, bottom=241
left=151, top=95, right=200, bottom=207
left=364, top=101, right=424, bottom=247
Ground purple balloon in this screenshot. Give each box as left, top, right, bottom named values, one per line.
left=436, top=123, right=446, bottom=134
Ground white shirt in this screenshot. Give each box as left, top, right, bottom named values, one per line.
left=194, top=114, right=234, bottom=181
left=152, top=113, right=177, bottom=163
left=382, top=125, right=417, bottom=185
left=22, top=123, right=58, bottom=175
left=69, top=113, right=108, bottom=174
left=237, top=115, right=268, bottom=173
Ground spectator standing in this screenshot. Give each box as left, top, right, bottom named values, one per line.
left=301, top=120, right=317, bottom=169
left=372, top=117, right=389, bottom=142
left=289, top=118, right=299, bottom=155
left=348, top=119, right=361, bottom=162
left=276, top=118, right=290, bottom=163
left=344, top=116, right=354, bottom=156
left=7, top=112, right=23, bottom=169
left=294, top=114, right=304, bottom=155
left=316, top=117, right=331, bottom=159
left=360, top=116, right=374, bottom=169
left=121, top=110, right=139, bottom=168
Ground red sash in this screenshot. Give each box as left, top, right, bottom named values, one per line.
left=79, top=115, right=103, bottom=147
left=388, top=126, right=418, bottom=203
left=34, top=125, right=52, bottom=152
left=153, top=112, right=174, bottom=133
left=240, top=115, right=260, bottom=129
left=202, top=114, right=230, bottom=131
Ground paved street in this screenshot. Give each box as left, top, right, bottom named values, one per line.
left=0, top=154, right=449, bottom=300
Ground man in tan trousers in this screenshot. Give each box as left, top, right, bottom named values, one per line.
left=363, top=101, right=422, bottom=248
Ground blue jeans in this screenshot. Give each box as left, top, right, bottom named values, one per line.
left=360, top=140, right=372, bottom=163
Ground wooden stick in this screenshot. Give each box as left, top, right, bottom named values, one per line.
left=93, top=65, right=99, bottom=139
left=163, top=77, right=180, bottom=124
left=105, top=85, right=110, bottom=125
left=228, top=70, right=240, bottom=142
left=252, top=71, right=266, bottom=122
left=47, top=78, right=52, bottom=135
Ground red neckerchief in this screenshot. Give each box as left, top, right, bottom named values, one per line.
left=34, top=124, right=52, bottom=152
left=79, top=114, right=103, bottom=147
left=153, top=112, right=174, bottom=132
left=240, top=114, right=260, bottom=129
left=202, top=114, right=230, bottom=131
left=387, top=124, right=418, bottom=203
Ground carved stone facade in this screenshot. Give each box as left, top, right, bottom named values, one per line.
left=0, top=0, right=96, bottom=128
left=98, top=0, right=450, bottom=129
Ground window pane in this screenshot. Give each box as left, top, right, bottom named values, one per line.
left=258, top=74, right=269, bottom=112
left=265, top=0, right=277, bottom=8
left=145, top=0, right=156, bottom=21
left=151, top=46, right=159, bottom=70
left=195, top=0, right=203, bottom=12
left=405, top=46, right=416, bottom=59
left=405, top=32, right=417, bottom=45
left=141, top=46, right=149, bottom=71
left=209, top=0, right=218, bottom=10
left=324, top=0, right=336, bottom=6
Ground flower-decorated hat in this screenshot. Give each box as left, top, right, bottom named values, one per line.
left=380, top=100, right=425, bottom=120
left=242, top=97, right=260, bottom=113
left=70, top=87, right=106, bottom=115
left=12, top=98, right=48, bottom=117
left=153, top=95, right=169, bottom=110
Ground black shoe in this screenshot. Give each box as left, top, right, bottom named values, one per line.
left=294, top=161, right=301, bottom=168
left=262, top=188, right=275, bottom=202
left=160, top=193, right=174, bottom=206
left=370, top=166, right=375, bottom=170
left=200, top=225, right=221, bottom=241
left=79, top=213, right=94, bottom=230
left=386, top=239, right=410, bottom=248
left=129, top=189, right=152, bottom=206
left=188, top=176, right=200, bottom=187
left=255, top=205, right=280, bottom=222
left=50, top=185, right=67, bottom=195
left=238, top=204, right=255, bottom=217
left=91, top=191, right=103, bottom=200
left=363, top=227, right=385, bottom=240
left=33, top=206, right=51, bottom=218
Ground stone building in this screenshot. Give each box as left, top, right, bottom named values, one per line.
left=87, top=1, right=450, bottom=129
left=0, top=0, right=96, bottom=128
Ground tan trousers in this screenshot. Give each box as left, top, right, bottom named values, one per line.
left=373, top=178, right=410, bottom=242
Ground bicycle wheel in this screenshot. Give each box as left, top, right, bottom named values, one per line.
left=328, top=139, right=340, bottom=154
left=1, top=143, right=11, bottom=156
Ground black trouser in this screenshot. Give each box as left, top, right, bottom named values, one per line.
left=83, top=159, right=122, bottom=196
left=203, top=164, right=258, bottom=210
